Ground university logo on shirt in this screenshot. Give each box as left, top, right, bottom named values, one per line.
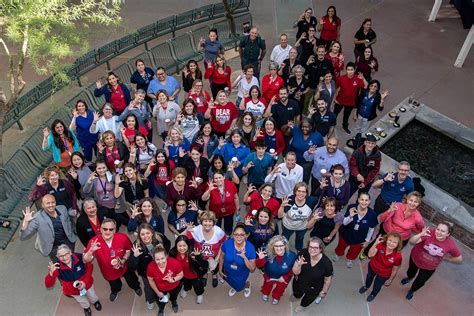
left=216, top=108, right=231, bottom=124
left=201, top=244, right=214, bottom=257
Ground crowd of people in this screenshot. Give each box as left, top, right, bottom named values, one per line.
left=19, top=5, right=463, bottom=316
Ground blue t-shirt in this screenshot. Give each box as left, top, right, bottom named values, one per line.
left=290, top=125, right=324, bottom=163
left=213, top=143, right=251, bottom=177
left=221, top=239, right=256, bottom=291
left=167, top=209, right=198, bottom=234
left=202, top=40, right=224, bottom=62
left=147, top=76, right=181, bottom=104
left=243, top=152, right=274, bottom=185
left=339, top=203, right=377, bottom=245
left=358, top=91, right=376, bottom=119
left=380, top=173, right=414, bottom=203
left=76, top=110, right=98, bottom=146
left=263, top=251, right=297, bottom=280
left=165, top=138, right=191, bottom=164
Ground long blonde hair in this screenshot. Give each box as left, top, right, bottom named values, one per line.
left=266, top=235, right=289, bottom=262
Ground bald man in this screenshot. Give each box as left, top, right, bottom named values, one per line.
left=20, top=194, right=77, bottom=260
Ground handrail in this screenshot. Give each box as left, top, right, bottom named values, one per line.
left=3, top=0, right=250, bottom=132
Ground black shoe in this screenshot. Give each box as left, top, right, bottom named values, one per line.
left=134, top=287, right=143, bottom=296
left=202, top=278, right=207, bottom=287
left=172, top=302, right=179, bottom=313
left=401, top=277, right=412, bottom=285
left=212, top=277, right=218, bottom=288
left=110, top=292, right=119, bottom=302
left=406, top=290, right=414, bottom=300
left=343, top=126, right=351, bottom=135
left=358, top=286, right=368, bottom=294
left=366, top=294, right=376, bottom=302
left=93, top=301, right=102, bottom=311
left=84, top=308, right=92, bottom=316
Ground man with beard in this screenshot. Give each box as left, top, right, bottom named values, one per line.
left=308, top=98, right=336, bottom=138
left=269, top=87, right=301, bottom=146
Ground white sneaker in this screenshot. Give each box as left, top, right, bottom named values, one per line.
left=180, top=288, right=187, bottom=298
left=228, top=288, right=237, bottom=297
left=146, top=301, right=154, bottom=310
left=346, top=260, right=353, bottom=268
left=271, top=299, right=279, bottom=305
left=295, top=306, right=305, bottom=313
left=262, top=294, right=269, bottom=301
left=244, top=282, right=251, bottom=298
left=196, top=295, right=204, bottom=304
left=331, top=254, right=340, bottom=262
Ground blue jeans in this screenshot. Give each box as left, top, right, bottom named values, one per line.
left=365, top=264, right=388, bottom=297
left=282, top=226, right=307, bottom=251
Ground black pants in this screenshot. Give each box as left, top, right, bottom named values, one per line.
left=108, top=268, right=141, bottom=294
left=365, top=264, right=388, bottom=297
left=374, top=195, right=390, bottom=215
left=182, top=277, right=205, bottom=295
left=406, top=256, right=436, bottom=292
left=292, top=278, right=321, bottom=307
left=310, top=174, right=321, bottom=196
left=141, top=276, right=155, bottom=304
left=334, top=103, right=354, bottom=129
left=115, top=212, right=130, bottom=230
left=156, top=284, right=182, bottom=312
left=300, top=161, right=314, bottom=184
left=349, top=175, right=372, bottom=198
left=211, top=82, right=229, bottom=99
left=216, top=214, right=234, bottom=236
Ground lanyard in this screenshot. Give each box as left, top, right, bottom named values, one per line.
left=219, top=185, right=226, bottom=205
left=63, top=138, right=72, bottom=155
left=98, top=177, right=108, bottom=194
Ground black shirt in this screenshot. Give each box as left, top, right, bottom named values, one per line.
left=46, top=180, right=72, bottom=210
left=296, top=16, right=318, bottom=39
left=294, top=250, right=333, bottom=292
left=271, top=99, right=301, bottom=128
left=307, top=59, right=334, bottom=89
left=299, top=38, right=318, bottom=66
left=354, top=29, right=377, bottom=55
left=130, top=67, right=155, bottom=91
left=311, top=111, right=337, bottom=137
left=49, top=213, right=67, bottom=247
left=119, top=180, right=149, bottom=204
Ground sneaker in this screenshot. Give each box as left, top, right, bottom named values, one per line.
left=315, top=296, right=322, bottom=304
left=202, top=277, right=208, bottom=288
left=134, top=287, right=143, bottom=296
left=401, top=277, right=412, bottom=285
left=146, top=301, right=154, bottom=310
left=262, top=294, right=269, bottom=301
left=180, top=288, right=187, bottom=298
left=359, top=253, right=367, bottom=260
left=295, top=306, right=305, bottom=313
left=109, top=292, right=119, bottom=302
left=406, top=290, right=414, bottom=300
left=331, top=254, right=340, bottom=262
left=228, top=288, right=237, bottom=297
left=271, top=299, right=279, bottom=305
left=244, top=282, right=251, bottom=298
left=212, top=277, right=219, bottom=288
left=367, top=294, right=376, bottom=302
left=343, top=126, right=351, bottom=135
left=93, top=301, right=102, bottom=311
left=218, top=275, right=225, bottom=283
left=346, top=260, right=353, bottom=268
left=196, top=295, right=204, bottom=304
left=171, top=303, right=179, bottom=313
left=359, top=286, right=368, bottom=294
left=84, top=308, right=92, bottom=316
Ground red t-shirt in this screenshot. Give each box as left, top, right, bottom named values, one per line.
left=146, top=257, right=183, bottom=292
left=85, top=233, right=132, bottom=281
left=320, top=16, right=341, bottom=41
left=187, top=91, right=211, bottom=115
left=151, top=160, right=176, bottom=185
left=204, top=66, right=231, bottom=90
left=245, top=191, right=281, bottom=218
left=369, top=243, right=402, bottom=278
left=175, top=253, right=198, bottom=279
left=335, top=74, right=365, bottom=106
left=410, top=229, right=461, bottom=271
left=208, top=179, right=238, bottom=217
left=261, top=75, right=284, bottom=104
left=186, top=225, right=227, bottom=260
left=123, top=126, right=149, bottom=145
left=210, top=102, right=238, bottom=133
left=110, top=85, right=127, bottom=112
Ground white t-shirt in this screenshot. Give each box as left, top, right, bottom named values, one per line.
left=237, top=76, right=259, bottom=98
left=265, top=162, right=304, bottom=198
left=270, top=44, right=293, bottom=65
left=244, top=98, right=266, bottom=118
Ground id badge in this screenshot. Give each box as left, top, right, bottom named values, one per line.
left=103, top=193, right=110, bottom=201
left=354, top=224, right=359, bottom=231
left=230, top=263, right=238, bottom=270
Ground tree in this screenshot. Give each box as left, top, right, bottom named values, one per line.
left=0, top=0, right=123, bottom=201
left=222, top=0, right=244, bottom=35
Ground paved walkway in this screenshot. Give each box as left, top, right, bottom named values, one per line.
left=0, top=1, right=473, bottom=315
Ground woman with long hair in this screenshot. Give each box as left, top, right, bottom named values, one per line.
left=42, top=119, right=81, bottom=169
left=130, top=59, right=155, bottom=106
left=69, top=99, right=98, bottom=161
left=96, top=130, right=130, bottom=173
left=325, top=41, right=344, bottom=78
left=353, top=18, right=377, bottom=60
left=236, top=111, right=257, bottom=144
left=164, top=167, right=201, bottom=208
left=176, top=99, right=204, bottom=143
left=114, top=162, right=149, bottom=206
left=128, top=197, right=165, bottom=235
left=167, top=196, right=200, bottom=236
left=145, top=150, right=175, bottom=209
left=244, top=208, right=277, bottom=250
left=278, top=47, right=301, bottom=85
left=205, top=90, right=238, bottom=138
left=242, top=86, right=268, bottom=123
left=317, top=6, right=342, bottom=50
left=192, top=122, right=218, bottom=160
left=213, top=129, right=251, bottom=180
left=356, top=46, right=379, bottom=81
left=207, top=154, right=240, bottom=185
left=186, top=79, right=212, bottom=116
left=353, top=79, right=388, bottom=136
left=243, top=183, right=280, bottom=219
left=199, top=28, right=225, bottom=69
left=255, top=235, right=297, bottom=305
left=129, top=133, right=157, bottom=173
left=182, top=59, right=203, bottom=94
left=177, top=144, right=210, bottom=185
left=94, top=72, right=131, bottom=115
left=204, top=54, right=231, bottom=99
left=120, top=113, right=148, bottom=149
left=67, top=151, right=93, bottom=199
left=169, top=235, right=209, bottom=304
left=164, top=126, right=191, bottom=165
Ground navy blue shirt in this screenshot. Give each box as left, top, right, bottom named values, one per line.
left=339, top=203, right=377, bottom=245
left=311, top=111, right=336, bottom=137
left=290, top=125, right=324, bottom=163
left=130, top=67, right=155, bottom=91
left=358, top=91, right=377, bottom=119
left=167, top=209, right=198, bottom=234
left=380, top=173, right=414, bottom=203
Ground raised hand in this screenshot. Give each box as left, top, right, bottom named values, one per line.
left=95, top=79, right=103, bottom=89
left=281, top=196, right=291, bottom=207
left=271, top=164, right=281, bottom=175
left=68, top=168, right=78, bottom=180
left=349, top=207, right=358, bottom=218
left=36, top=175, right=46, bottom=186
left=420, top=226, right=431, bottom=237
left=236, top=249, right=247, bottom=259
left=189, top=177, right=198, bottom=188
left=43, top=127, right=50, bottom=138
left=93, top=111, right=101, bottom=123
left=246, top=184, right=256, bottom=194
left=178, top=147, right=186, bottom=158
left=374, top=234, right=384, bottom=245
left=96, top=141, right=105, bottom=153
left=192, top=247, right=202, bottom=257
left=87, top=172, right=98, bottom=184
left=207, top=179, right=216, bottom=191
left=72, top=110, right=79, bottom=118
left=381, top=89, right=389, bottom=100
left=319, top=178, right=328, bottom=189
left=115, top=173, right=122, bottom=185
left=246, top=161, right=254, bottom=170
left=22, top=206, right=36, bottom=223
left=388, top=202, right=397, bottom=212
left=244, top=216, right=252, bottom=226
left=307, top=145, right=317, bottom=154
left=132, top=243, right=143, bottom=257
left=48, top=261, right=60, bottom=276
left=130, top=204, right=142, bottom=219
left=308, top=104, right=317, bottom=116
left=218, top=137, right=225, bottom=149
left=296, top=255, right=307, bottom=266
left=90, top=239, right=101, bottom=252
left=312, top=211, right=323, bottom=221
left=287, top=120, right=295, bottom=128
left=385, top=171, right=395, bottom=182
left=256, top=248, right=267, bottom=260
left=188, top=200, right=199, bottom=212
left=358, top=72, right=364, bottom=80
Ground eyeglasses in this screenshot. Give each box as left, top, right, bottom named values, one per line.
left=233, top=233, right=246, bottom=237
left=309, top=246, right=321, bottom=250
left=102, top=227, right=115, bottom=232
left=57, top=253, right=71, bottom=258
